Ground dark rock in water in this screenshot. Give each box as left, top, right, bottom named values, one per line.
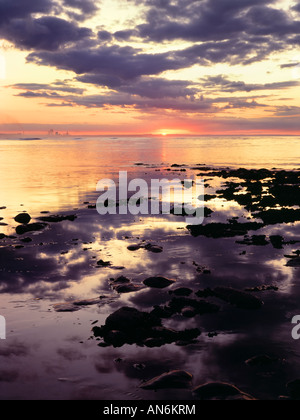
left=143, top=337, right=166, bottom=348
left=286, top=258, right=300, bottom=267
left=14, top=213, right=31, bottom=225
left=254, top=208, right=300, bottom=225
left=114, top=283, right=144, bottom=294
left=212, top=287, right=263, bottom=310
left=144, top=276, right=176, bottom=289
left=245, top=285, right=278, bottom=292
left=140, top=370, right=193, bottom=390
left=167, top=297, right=220, bottom=316
left=269, top=184, right=300, bottom=207
left=269, top=235, right=284, bottom=249
left=181, top=306, right=198, bottom=318
left=53, top=303, right=81, bottom=312
left=127, top=244, right=141, bottom=251
left=150, top=305, right=173, bottom=319
left=102, top=307, right=161, bottom=332
left=38, top=214, right=77, bottom=223
left=187, top=222, right=264, bottom=238
left=105, top=330, right=127, bottom=347
left=92, top=306, right=201, bottom=347
left=236, top=235, right=269, bottom=246
left=193, top=382, right=255, bottom=400
left=245, top=354, right=279, bottom=367
left=287, top=380, right=300, bottom=400
left=144, top=243, right=163, bottom=253
left=169, top=287, right=193, bottom=297
left=110, top=276, right=144, bottom=293
left=16, top=222, right=47, bottom=235
left=111, top=276, right=131, bottom=285
left=20, top=237, right=33, bottom=243
left=97, top=260, right=112, bottom=267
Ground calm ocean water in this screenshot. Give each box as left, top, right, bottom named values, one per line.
left=0, top=135, right=299, bottom=400
left=0, top=135, right=299, bottom=215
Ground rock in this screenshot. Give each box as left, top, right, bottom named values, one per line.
left=92, top=306, right=201, bottom=347
left=114, top=284, right=144, bottom=293
left=236, top=235, right=269, bottom=246
left=134, top=363, right=146, bottom=371
left=245, top=285, right=278, bottom=292
left=14, top=213, right=31, bottom=224
left=181, top=306, right=198, bottom=318
left=53, top=303, right=81, bottom=312
left=193, top=382, right=255, bottom=400
left=169, top=287, right=193, bottom=297
left=150, top=305, right=174, bottom=319
left=245, top=354, right=279, bottom=367
left=143, top=276, right=176, bottom=289
left=140, top=370, right=193, bottom=390
left=105, top=330, right=127, bottom=347
left=143, top=337, right=166, bottom=348
left=167, top=297, right=220, bottom=316
left=286, top=258, right=300, bottom=267
left=254, top=208, right=300, bottom=225
left=104, top=307, right=161, bottom=332
left=16, top=222, right=47, bottom=235
left=144, top=243, right=163, bottom=253
left=38, top=214, right=77, bottom=223
left=20, top=237, right=33, bottom=243
left=111, top=276, right=131, bottom=285
left=111, top=276, right=144, bottom=293
left=287, top=380, right=300, bottom=400
left=269, top=235, right=284, bottom=249
left=97, top=260, right=112, bottom=267
left=212, top=287, right=263, bottom=310
left=127, top=244, right=141, bottom=251
left=73, top=298, right=101, bottom=306
left=187, top=222, right=264, bottom=238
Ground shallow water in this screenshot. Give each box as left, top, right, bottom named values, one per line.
left=0, top=136, right=300, bottom=400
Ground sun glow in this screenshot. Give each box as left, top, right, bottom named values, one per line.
left=154, top=129, right=192, bottom=136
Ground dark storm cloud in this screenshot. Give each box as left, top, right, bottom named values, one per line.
left=0, top=0, right=97, bottom=50
left=77, top=74, right=197, bottom=99
left=0, top=0, right=52, bottom=24
left=26, top=45, right=187, bottom=78
left=63, top=92, right=215, bottom=113
left=0, top=16, right=92, bottom=50
left=61, top=0, right=99, bottom=20
left=201, top=75, right=300, bottom=93
left=12, top=82, right=86, bottom=94
left=134, top=0, right=276, bottom=42
left=292, top=2, right=300, bottom=13
left=127, top=0, right=300, bottom=65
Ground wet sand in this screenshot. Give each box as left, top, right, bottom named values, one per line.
left=0, top=162, right=300, bottom=400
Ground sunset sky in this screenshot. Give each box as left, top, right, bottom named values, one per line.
left=1, top=0, right=300, bottom=135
